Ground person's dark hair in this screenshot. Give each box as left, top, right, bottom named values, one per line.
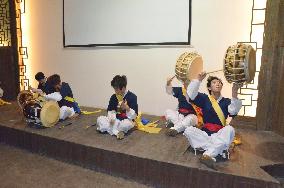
left=207, top=76, right=223, bottom=94
left=35, top=72, right=45, bottom=81
left=48, top=74, right=61, bottom=88
left=111, top=75, right=127, bottom=90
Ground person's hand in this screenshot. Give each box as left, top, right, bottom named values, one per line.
left=166, top=75, right=176, bottom=86
left=232, top=83, right=242, bottom=98
left=110, top=119, right=115, bottom=125
left=120, top=100, right=130, bottom=112
left=198, top=71, right=207, bottom=81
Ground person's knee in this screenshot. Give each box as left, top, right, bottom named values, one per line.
left=184, top=126, right=195, bottom=136
left=184, top=114, right=198, bottom=126
left=226, top=125, right=235, bottom=136
left=165, top=109, right=176, bottom=118
left=97, top=116, right=108, bottom=125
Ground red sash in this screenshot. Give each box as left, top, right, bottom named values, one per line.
left=203, top=123, right=223, bottom=132
left=178, top=108, right=194, bottom=114
left=117, top=113, right=127, bottom=119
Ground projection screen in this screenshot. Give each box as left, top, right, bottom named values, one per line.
left=63, top=0, right=191, bottom=47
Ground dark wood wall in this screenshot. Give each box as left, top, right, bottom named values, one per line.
left=256, top=0, right=284, bottom=136
left=0, top=0, right=19, bottom=100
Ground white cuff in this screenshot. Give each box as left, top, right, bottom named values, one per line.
left=166, top=85, right=173, bottom=95
left=126, top=108, right=137, bottom=120
left=107, top=111, right=116, bottom=121
left=31, top=88, right=43, bottom=93
left=187, top=79, right=200, bottom=100
left=228, top=98, right=242, bottom=115
left=44, top=92, right=62, bottom=101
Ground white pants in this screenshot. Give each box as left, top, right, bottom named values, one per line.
left=183, top=125, right=235, bottom=158
left=96, top=116, right=134, bottom=136
left=60, top=106, right=75, bottom=120
left=165, top=109, right=197, bottom=133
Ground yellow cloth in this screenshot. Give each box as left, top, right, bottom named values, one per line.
left=208, top=95, right=226, bottom=126
left=81, top=110, right=101, bottom=115
left=134, top=113, right=161, bottom=134
left=116, top=94, right=124, bottom=102
left=64, top=96, right=101, bottom=115
left=0, top=99, right=11, bottom=106
left=233, top=133, right=242, bottom=145
left=182, top=87, right=203, bottom=128
left=64, top=96, right=75, bottom=102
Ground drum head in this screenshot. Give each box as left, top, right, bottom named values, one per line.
left=175, top=52, right=203, bottom=82
left=17, top=90, right=34, bottom=109
left=40, top=101, right=60, bottom=127
left=244, top=45, right=256, bottom=83
left=188, top=57, right=203, bottom=81
left=223, top=43, right=256, bottom=84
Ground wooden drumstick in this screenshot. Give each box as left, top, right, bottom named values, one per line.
left=206, top=69, right=223, bottom=74
left=170, top=75, right=176, bottom=80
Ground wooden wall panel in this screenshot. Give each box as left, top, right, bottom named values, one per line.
left=257, top=0, right=284, bottom=136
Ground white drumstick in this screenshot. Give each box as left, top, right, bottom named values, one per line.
left=206, top=69, right=223, bottom=74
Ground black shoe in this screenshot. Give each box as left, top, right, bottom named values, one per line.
left=165, top=122, right=174, bottom=128
left=116, top=131, right=125, bottom=140
left=166, top=129, right=178, bottom=137
left=200, top=155, right=217, bottom=170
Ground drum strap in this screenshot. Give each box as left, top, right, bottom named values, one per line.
left=208, top=95, right=226, bottom=127
left=64, top=96, right=101, bottom=115
left=182, top=87, right=204, bottom=128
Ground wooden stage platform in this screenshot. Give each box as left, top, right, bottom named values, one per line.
left=0, top=103, right=284, bottom=188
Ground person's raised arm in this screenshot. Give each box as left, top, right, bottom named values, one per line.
left=228, top=83, right=243, bottom=115
left=187, top=71, right=207, bottom=100
left=165, top=75, right=175, bottom=95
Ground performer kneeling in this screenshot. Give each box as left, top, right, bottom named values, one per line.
left=184, top=72, right=242, bottom=169
left=165, top=76, right=200, bottom=137
left=97, top=75, right=138, bottom=140
left=44, top=74, right=81, bottom=120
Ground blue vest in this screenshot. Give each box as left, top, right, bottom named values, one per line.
left=191, top=93, right=234, bottom=135
left=107, top=91, right=138, bottom=120
left=172, top=87, right=196, bottom=115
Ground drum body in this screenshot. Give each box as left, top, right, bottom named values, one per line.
left=175, top=52, right=203, bottom=82
left=17, top=90, right=34, bottom=109
left=224, top=43, right=256, bottom=84
left=18, top=90, right=60, bottom=127
left=23, top=101, right=42, bottom=125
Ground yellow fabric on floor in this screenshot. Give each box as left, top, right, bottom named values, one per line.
left=134, top=113, right=161, bottom=134
left=0, top=99, right=11, bottom=106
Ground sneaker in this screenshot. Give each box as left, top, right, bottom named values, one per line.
left=116, top=131, right=125, bottom=140
left=200, top=155, right=217, bottom=170
left=166, top=129, right=178, bottom=137
left=165, top=121, right=174, bottom=128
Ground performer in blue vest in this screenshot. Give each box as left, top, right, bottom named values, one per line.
left=97, top=75, right=138, bottom=139
left=44, top=74, right=80, bottom=120
left=165, top=75, right=201, bottom=136
left=184, top=71, right=242, bottom=169
left=30, top=72, right=54, bottom=94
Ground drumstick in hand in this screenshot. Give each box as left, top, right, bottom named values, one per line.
left=167, top=75, right=176, bottom=86
left=207, top=69, right=223, bottom=74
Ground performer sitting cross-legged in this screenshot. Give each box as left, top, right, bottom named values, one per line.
left=97, top=75, right=138, bottom=140
left=30, top=72, right=54, bottom=94
left=165, top=76, right=202, bottom=137
left=44, top=74, right=81, bottom=120
left=184, top=71, right=242, bottom=169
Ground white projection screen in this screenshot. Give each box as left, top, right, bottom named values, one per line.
left=63, top=0, right=191, bottom=47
